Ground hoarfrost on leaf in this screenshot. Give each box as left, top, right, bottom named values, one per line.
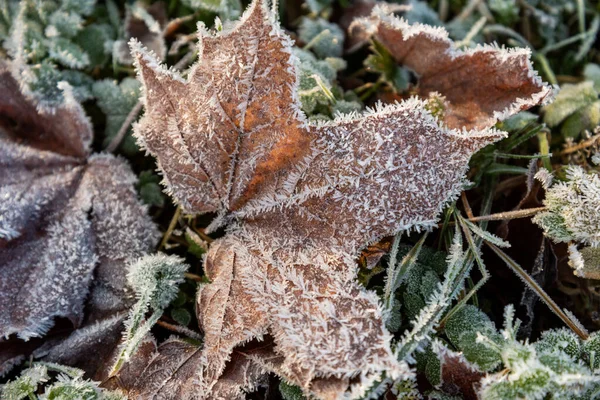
left=349, top=6, right=553, bottom=130
left=126, top=0, right=551, bottom=398
left=0, top=59, right=157, bottom=375
left=110, top=254, right=189, bottom=376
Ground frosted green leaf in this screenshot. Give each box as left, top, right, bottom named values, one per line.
left=279, top=381, right=306, bottom=400
left=543, top=81, right=598, bottom=127
left=582, top=332, right=600, bottom=370
left=561, top=101, right=600, bottom=139
left=477, top=305, right=600, bottom=400
left=294, top=49, right=343, bottom=114
left=365, top=39, right=411, bottom=92
left=171, top=308, right=191, bottom=326
left=584, top=63, right=600, bottom=92
left=75, top=23, right=115, bottom=66
left=60, top=0, right=96, bottom=16
left=489, top=0, right=519, bottom=26
left=333, top=99, right=362, bottom=115
left=110, top=254, right=189, bottom=375
left=498, top=111, right=538, bottom=133
left=0, top=364, right=48, bottom=400
left=182, top=0, right=242, bottom=19
left=305, top=0, right=333, bottom=14
left=414, top=343, right=442, bottom=386
left=182, top=0, right=224, bottom=12
left=299, top=17, right=344, bottom=59
left=534, top=166, right=600, bottom=248
left=1, top=363, right=126, bottom=400
left=403, top=0, right=442, bottom=27
left=48, top=37, right=89, bottom=69
left=574, top=247, right=600, bottom=280
left=445, top=305, right=502, bottom=371
left=27, top=61, right=68, bottom=106
left=92, top=78, right=141, bottom=154
left=47, top=10, right=83, bottom=38
left=535, top=328, right=581, bottom=359
left=137, top=170, right=165, bottom=207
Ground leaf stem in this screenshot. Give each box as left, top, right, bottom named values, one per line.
left=159, top=206, right=182, bottom=250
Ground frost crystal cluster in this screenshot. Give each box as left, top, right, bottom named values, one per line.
left=121, top=0, right=551, bottom=398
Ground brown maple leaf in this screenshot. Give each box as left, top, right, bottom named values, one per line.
left=349, top=6, right=553, bottom=130
left=126, top=0, right=551, bottom=398
left=0, top=61, right=158, bottom=375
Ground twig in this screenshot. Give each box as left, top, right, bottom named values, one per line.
left=454, top=0, right=482, bottom=22
left=439, top=207, right=546, bottom=227
left=156, top=320, right=203, bottom=340
left=556, top=134, right=600, bottom=156
left=184, top=272, right=203, bottom=282
left=461, top=192, right=475, bottom=219
left=105, top=102, right=143, bottom=153
left=159, top=206, right=182, bottom=250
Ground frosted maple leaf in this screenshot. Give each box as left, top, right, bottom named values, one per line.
left=0, top=60, right=158, bottom=375
left=125, top=0, right=551, bottom=398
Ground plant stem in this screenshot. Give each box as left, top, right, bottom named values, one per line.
left=461, top=192, right=475, bottom=219
left=440, top=207, right=546, bottom=227
left=159, top=206, right=182, bottom=250
left=537, top=130, right=553, bottom=171
left=105, top=102, right=143, bottom=153
left=557, top=134, right=600, bottom=156
left=184, top=272, right=203, bottom=282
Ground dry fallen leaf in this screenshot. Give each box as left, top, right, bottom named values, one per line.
left=126, top=0, right=551, bottom=398
left=0, top=61, right=158, bottom=375
left=349, top=6, right=553, bottom=130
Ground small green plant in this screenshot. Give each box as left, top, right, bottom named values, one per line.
left=110, top=254, right=189, bottom=376
left=1, top=363, right=125, bottom=400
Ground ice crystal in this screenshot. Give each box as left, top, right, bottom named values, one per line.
left=126, top=0, right=551, bottom=398
left=0, top=61, right=158, bottom=345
